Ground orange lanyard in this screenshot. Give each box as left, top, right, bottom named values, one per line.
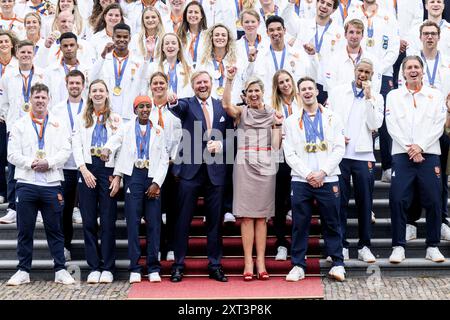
left=94, top=109, right=105, bottom=124
left=189, top=33, right=197, bottom=59
left=30, top=112, right=47, bottom=138
left=170, top=13, right=182, bottom=33
left=113, top=51, right=129, bottom=76
left=341, top=0, right=349, bottom=19
left=406, top=83, right=422, bottom=108
left=362, top=4, right=377, bottom=29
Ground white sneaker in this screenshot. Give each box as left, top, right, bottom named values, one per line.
left=6, top=270, right=30, bottom=286
left=99, top=271, right=113, bottom=283
left=286, top=210, right=292, bottom=221
left=425, top=247, right=445, bottom=262
left=343, top=248, right=349, bottom=260
left=371, top=211, right=376, bottom=224
left=224, top=212, right=236, bottom=223
left=285, top=266, right=305, bottom=282
left=149, top=272, right=161, bottom=282
left=0, top=209, right=16, bottom=224
left=328, top=266, right=346, bottom=282
left=55, top=269, right=75, bottom=285
left=129, top=272, right=141, bottom=284
left=87, top=271, right=101, bottom=284
left=389, top=246, right=405, bottom=263
left=441, top=224, right=450, bottom=241
left=275, top=246, right=288, bottom=261
left=36, top=211, right=43, bottom=223
left=72, top=207, right=82, bottom=224
left=0, top=196, right=5, bottom=204
left=166, top=250, right=174, bottom=261
left=64, top=248, right=71, bottom=261
left=358, top=246, right=376, bottom=263
left=406, top=224, right=417, bottom=241
left=161, top=213, right=167, bottom=225
left=381, top=169, right=392, bottom=183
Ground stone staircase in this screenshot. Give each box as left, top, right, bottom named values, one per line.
left=0, top=159, right=448, bottom=280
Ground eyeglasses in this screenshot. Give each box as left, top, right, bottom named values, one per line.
left=422, top=31, right=439, bottom=37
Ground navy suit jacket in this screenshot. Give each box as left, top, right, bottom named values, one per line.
left=169, top=96, right=234, bottom=186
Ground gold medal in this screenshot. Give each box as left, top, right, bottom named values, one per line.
left=305, top=143, right=312, bottom=153
left=36, top=149, right=46, bottom=159
left=318, top=141, right=328, bottom=151
left=90, top=147, right=96, bottom=156
left=95, top=147, right=102, bottom=157
left=135, top=159, right=144, bottom=169
left=22, top=102, right=31, bottom=113
left=236, top=19, right=242, bottom=28
left=310, top=143, right=318, bottom=153
left=144, top=160, right=150, bottom=169
left=113, top=86, right=122, bottom=96
left=216, top=86, right=225, bottom=96
left=367, top=38, right=375, bottom=47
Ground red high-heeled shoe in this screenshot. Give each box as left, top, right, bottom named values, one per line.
left=243, top=272, right=254, bottom=281
left=257, top=271, right=270, bottom=280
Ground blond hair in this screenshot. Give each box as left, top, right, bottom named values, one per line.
left=200, top=23, right=236, bottom=65
left=137, top=6, right=165, bottom=57
left=157, top=33, right=192, bottom=87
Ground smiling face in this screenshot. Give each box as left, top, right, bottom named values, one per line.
left=59, top=0, right=74, bottom=12
left=212, top=26, right=228, bottom=49
left=30, top=90, right=49, bottom=116
left=16, top=45, right=34, bottom=65
left=242, top=12, right=259, bottom=35
left=193, top=73, right=212, bottom=100
left=162, top=34, right=179, bottom=60
left=169, top=0, right=185, bottom=11
left=0, top=0, right=15, bottom=14
left=186, top=3, right=202, bottom=26
left=402, top=59, right=424, bottom=84
left=0, top=35, right=13, bottom=55
left=316, top=0, right=336, bottom=19
left=426, top=0, right=444, bottom=18
left=277, top=73, right=293, bottom=97
left=143, top=9, right=159, bottom=30
left=298, top=80, right=318, bottom=107
left=150, top=75, right=168, bottom=99
left=113, top=28, right=130, bottom=51
left=66, top=75, right=84, bottom=99
left=136, top=102, right=151, bottom=121
left=89, top=82, right=108, bottom=106
left=25, top=15, right=40, bottom=36
left=105, top=8, right=122, bottom=29
left=267, top=21, right=285, bottom=47
left=354, top=62, right=373, bottom=87
left=245, top=83, right=264, bottom=108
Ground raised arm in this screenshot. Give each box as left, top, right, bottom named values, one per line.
left=223, top=66, right=243, bottom=119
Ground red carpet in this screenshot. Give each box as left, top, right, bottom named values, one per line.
left=128, top=276, right=323, bottom=300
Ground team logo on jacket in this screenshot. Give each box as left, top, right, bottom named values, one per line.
left=332, top=185, right=339, bottom=197
left=435, top=166, right=441, bottom=177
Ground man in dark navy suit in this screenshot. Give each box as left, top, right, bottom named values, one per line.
left=168, top=70, right=234, bottom=282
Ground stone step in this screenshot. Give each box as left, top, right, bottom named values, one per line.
left=319, top=238, right=450, bottom=259
left=0, top=236, right=320, bottom=260
left=320, top=258, right=450, bottom=277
